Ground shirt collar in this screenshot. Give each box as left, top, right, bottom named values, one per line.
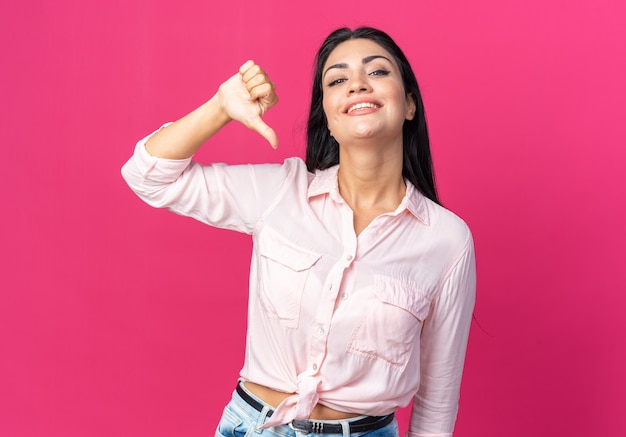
left=307, top=165, right=430, bottom=225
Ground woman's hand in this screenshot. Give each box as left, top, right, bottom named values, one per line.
left=141, top=60, right=278, bottom=159
left=218, top=60, right=279, bottom=148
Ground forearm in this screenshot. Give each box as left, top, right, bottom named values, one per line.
left=145, top=94, right=231, bottom=159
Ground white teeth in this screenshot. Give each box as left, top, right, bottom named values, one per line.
left=347, top=102, right=379, bottom=113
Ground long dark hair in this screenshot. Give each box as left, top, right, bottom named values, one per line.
left=306, top=27, right=440, bottom=204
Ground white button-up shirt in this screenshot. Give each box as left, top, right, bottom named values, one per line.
left=121, top=128, right=476, bottom=437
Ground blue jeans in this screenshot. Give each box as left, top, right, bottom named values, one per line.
left=215, top=383, right=399, bottom=437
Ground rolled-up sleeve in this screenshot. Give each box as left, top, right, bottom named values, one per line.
left=121, top=125, right=286, bottom=234
left=408, top=235, right=476, bottom=437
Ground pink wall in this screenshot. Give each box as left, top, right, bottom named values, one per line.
left=1, top=1, right=624, bottom=436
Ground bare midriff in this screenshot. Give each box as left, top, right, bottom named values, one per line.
left=243, top=381, right=361, bottom=420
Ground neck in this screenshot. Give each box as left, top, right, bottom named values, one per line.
left=337, top=141, right=405, bottom=212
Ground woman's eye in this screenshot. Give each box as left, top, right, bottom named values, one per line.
left=327, top=78, right=347, bottom=87
left=370, top=69, right=390, bottom=76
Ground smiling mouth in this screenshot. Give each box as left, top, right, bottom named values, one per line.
left=347, top=102, right=380, bottom=113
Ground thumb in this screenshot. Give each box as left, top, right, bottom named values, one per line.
left=248, top=116, right=278, bottom=149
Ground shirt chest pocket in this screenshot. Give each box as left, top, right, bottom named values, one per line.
left=257, top=229, right=321, bottom=328
left=347, top=275, right=433, bottom=371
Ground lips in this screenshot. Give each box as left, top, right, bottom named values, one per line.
left=346, top=101, right=381, bottom=114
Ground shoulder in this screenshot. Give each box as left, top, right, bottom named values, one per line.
left=239, top=157, right=309, bottom=184
left=243, top=157, right=313, bottom=211
left=270, top=157, right=311, bottom=187
left=252, top=156, right=307, bottom=176
left=280, top=156, right=309, bottom=175
left=424, top=197, right=474, bottom=254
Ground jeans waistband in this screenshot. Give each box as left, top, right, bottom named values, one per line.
left=235, top=382, right=395, bottom=434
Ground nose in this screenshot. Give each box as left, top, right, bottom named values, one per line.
left=348, top=74, right=371, bottom=94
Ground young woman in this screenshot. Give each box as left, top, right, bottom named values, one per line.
left=122, top=27, right=476, bottom=437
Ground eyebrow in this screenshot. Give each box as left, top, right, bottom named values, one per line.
left=323, top=55, right=393, bottom=79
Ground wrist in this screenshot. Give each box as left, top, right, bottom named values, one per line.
left=206, top=93, right=232, bottom=128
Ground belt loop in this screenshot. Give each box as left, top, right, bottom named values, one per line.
left=340, top=420, right=350, bottom=437
left=255, top=405, right=272, bottom=433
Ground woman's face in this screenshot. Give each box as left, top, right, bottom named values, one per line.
left=321, top=38, right=415, bottom=146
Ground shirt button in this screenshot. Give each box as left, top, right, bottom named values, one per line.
left=342, top=293, right=348, bottom=300
left=312, top=363, right=318, bottom=370
left=346, top=254, right=353, bottom=261
left=318, top=327, right=325, bottom=335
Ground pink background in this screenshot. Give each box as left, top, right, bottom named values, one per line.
left=1, top=1, right=625, bottom=436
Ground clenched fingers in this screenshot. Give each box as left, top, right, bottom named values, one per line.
left=239, top=60, right=278, bottom=108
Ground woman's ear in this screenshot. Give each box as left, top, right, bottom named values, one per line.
left=405, top=93, right=417, bottom=120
